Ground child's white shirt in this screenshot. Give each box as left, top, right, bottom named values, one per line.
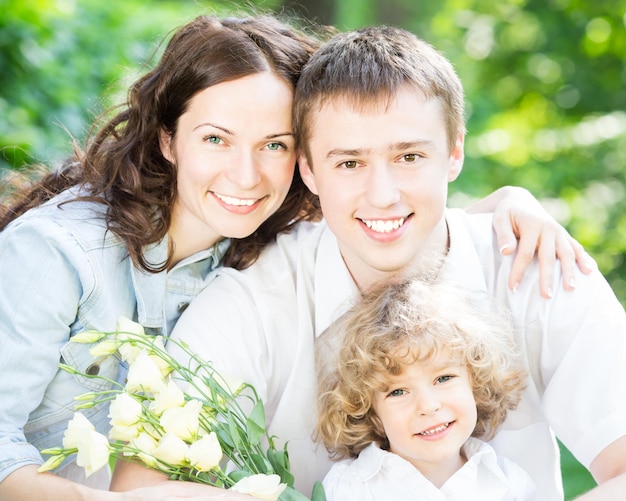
left=322, top=438, right=535, bottom=500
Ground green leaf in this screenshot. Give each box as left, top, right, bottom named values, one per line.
left=267, top=447, right=294, bottom=487
left=228, top=469, right=252, bottom=483
left=250, top=453, right=272, bottom=474
left=215, top=423, right=235, bottom=448
left=311, top=481, right=327, bottom=501
left=278, top=485, right=313, bottom=501
left=245, top=399, right=266, bottom=445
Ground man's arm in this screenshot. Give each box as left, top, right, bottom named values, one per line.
left=575, top=436, right=626, bottom=500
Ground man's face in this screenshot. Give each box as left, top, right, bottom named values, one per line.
left=299, top=87, right=464, bottom=290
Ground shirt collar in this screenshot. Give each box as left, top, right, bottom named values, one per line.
left=313, top=223, right=359, bottom=338
left=131, top=236, right=230, bottom=329
left=313, top=210, right=491, bottom=339
left=440, top=209, right=490, bottom=300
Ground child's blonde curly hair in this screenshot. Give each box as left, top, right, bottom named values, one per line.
left=316, top=274, right=527, bottom=460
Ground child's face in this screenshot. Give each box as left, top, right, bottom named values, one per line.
left=372, top=357, right=477, bottom=485
left=298, top=87, right=464, bottom=290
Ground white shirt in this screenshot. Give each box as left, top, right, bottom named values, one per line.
left=322, top=439, right=535, bottom=500
left=169, top=210, right=626, bottom=499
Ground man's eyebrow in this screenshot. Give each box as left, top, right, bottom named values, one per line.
left=389, top=140, right=436, bottom=151
left=325, top=147, right=371, bottom=159
left=325, top=140, right=437, bottom=159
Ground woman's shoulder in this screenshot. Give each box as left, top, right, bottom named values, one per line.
left=1, top=189, right=126, bottom=256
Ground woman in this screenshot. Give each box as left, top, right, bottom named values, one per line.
left=0, top=12, right=588, bottom=501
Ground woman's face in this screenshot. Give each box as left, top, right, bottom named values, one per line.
left=161, top=72, right=296, bottom=256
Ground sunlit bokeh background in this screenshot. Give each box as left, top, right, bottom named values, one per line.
left=2, top=0, right=624, bottom=497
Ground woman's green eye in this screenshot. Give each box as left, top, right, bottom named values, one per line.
left=206, top=135, right=222, bottom=144
left=267, top=142, right=283, bottom=151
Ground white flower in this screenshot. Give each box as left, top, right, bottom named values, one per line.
left=160, top=399, right=201, bottom=441
left=129, top=432, right=159, bottom=467
left=108, top=392, right=143, bottom=427
left=38, top=453, right=66, bottom=473
left=147, top=336, right=173, bottom=377
left=126, top=350, right=166, bottom=393
left=62, top=413, right=95, bottom=449
left=116, top=316, right=145, bottom=336
left=71, top=330, right=107, bottom=344
left=153, top=433, right=189, bottom=466
left=216, top=371, right=245, bottom=395
left=116, top=317, right=146, bottom=363
left=109, top=423, right=141, bottom=442
left=150, top=379, right=185, bottom=416
left=89, top=339, right=121, bottom=358
left=75, top=429, right=111, bottom=477
left=230, top=474, right=287, bottom=501
left=188, top=432, right=222, bottom=472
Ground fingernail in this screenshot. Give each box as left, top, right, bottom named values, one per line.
left=512, top=282, right=519, bottom=293
left=546, top=287, right=553, bottom=299
left=568, top=277, right=576, bottom=289
left=500, top=244, right=511, bottom=255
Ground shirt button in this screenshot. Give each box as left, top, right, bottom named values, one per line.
left=177, top=302, right=189, bottom=313
left=86, top=363, right=100, bottom=376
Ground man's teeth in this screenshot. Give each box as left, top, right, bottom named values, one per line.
left=418, top=423, right=449, bottom=436
left=216, top=194, right=257, bottom=206
left=363, top=218, right=405, bottom=233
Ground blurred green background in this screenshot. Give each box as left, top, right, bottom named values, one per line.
left=1, top=0, right=624, bottom=497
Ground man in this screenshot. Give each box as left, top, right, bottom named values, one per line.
left=167, top=26, right=626, bottom=498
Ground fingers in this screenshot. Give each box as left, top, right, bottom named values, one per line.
left=554, top=232, right=578, bottom=291
left=507, top=232, right=543, bottom=295
left=492, top=210, right=519, bottom=257
left=507, top=226, right=597, bottom=298
left=567, top=235, right=597, bottom=275
left=535, top=230, right=557, bottom=298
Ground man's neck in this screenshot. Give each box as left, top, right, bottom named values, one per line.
left=345, top=217, right=450, bottom=292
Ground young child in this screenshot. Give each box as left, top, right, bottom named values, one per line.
left=316, top=275, right=535, bottom=500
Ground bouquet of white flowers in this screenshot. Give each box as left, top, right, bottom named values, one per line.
left=39, top=317, right=325, bottom=501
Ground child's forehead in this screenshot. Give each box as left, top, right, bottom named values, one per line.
left=391, top=343, right=464, bottom=368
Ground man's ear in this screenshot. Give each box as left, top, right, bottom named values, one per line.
left=159, top=129, right=175, bottom=164
left=448, top=133, right=465, bottom=182
left=298, top=154, right=319, bottom=195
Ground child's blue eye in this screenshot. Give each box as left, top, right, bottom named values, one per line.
left=389, top=389, right=405, bottom=397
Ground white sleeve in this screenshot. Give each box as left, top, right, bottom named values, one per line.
left=167, top=269, right=272, bottom=403
left=539, top=268, right=626, bottom=468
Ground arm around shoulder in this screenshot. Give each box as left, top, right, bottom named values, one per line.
left=574, top=436, right=626, bottom=500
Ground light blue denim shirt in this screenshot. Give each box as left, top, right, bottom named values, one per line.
left=0, top=188, right=228, bottom=482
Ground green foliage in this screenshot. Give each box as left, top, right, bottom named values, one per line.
left=2, top=1, right=624, bottom=495
left=0, top=0, right=229, bottom=171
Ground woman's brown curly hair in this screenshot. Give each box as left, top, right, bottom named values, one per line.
left=1, top=14, right=325, bottom=272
